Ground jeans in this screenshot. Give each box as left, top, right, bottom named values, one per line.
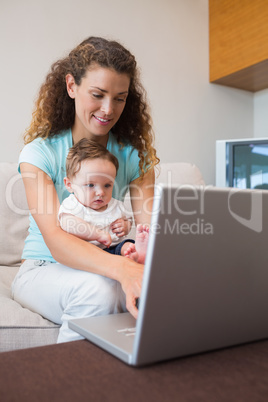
left=11, top=259, right=126, bottom=343
left=104, top=239, right=135, bottom=255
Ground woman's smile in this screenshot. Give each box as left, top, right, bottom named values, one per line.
left=93, top=115, right=112, bottom=125
left=66, top=66, right=130, bottom=143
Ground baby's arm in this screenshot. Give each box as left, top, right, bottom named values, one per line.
left=59, top=213, right=112, bottom=247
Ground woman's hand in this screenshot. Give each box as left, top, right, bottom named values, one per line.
left=118, top=260, right=144, bottom=319
left=116, top=168, right=155, bottom=317
left=110, top=218, right=132, bottom=237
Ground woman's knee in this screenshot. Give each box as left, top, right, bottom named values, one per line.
left=64, top=273, right=124, bottom=316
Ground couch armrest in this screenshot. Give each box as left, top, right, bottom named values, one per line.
left=0, top=163, right=29, bottom=266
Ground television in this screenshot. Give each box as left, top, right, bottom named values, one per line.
left=216, top=138, right=268, bottom=189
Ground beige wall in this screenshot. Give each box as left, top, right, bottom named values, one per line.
left=254, top=89, right=268, bottom=138
left=0, top=0, right=254, bottom=184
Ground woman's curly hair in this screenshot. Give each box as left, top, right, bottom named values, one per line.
left=24, top=36, right=159, bottom=178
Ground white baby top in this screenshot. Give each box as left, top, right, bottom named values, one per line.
left=58, top=194, right=132, bottom=249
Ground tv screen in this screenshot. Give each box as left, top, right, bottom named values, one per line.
left=228, top=141, right=268, bottom=189
left=216, top=138, right=268, bottom=188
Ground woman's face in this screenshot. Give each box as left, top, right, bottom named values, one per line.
left=66, top=66, right=130, bottom=145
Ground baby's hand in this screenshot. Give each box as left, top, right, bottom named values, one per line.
left=110, top=218, right=132, bottom=237
left=96, top=231, right=112, bottom=248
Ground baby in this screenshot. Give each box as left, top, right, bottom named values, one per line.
left=59, top=138, right=149, bottom=263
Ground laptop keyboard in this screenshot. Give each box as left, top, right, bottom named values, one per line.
left=117, top=327, right=136, bottom=337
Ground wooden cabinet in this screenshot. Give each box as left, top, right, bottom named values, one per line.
left=209, top=0, right=268, bottom=92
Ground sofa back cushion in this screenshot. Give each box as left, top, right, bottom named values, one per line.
left=155, top=163, right=205, bottom=186
left=0, top=163, right=29, bottom=266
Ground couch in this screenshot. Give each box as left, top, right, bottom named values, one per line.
left=0, top=161, right=205, bottom=352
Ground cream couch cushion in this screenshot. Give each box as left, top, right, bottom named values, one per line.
left=0, top=162, right=60, bottom=351
left=0, top=162, right=29, bottom=267
left=0, top=266, right=59, bottom=351
left=155, top=162, right=205, bottom=186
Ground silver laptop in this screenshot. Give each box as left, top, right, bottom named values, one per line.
left=69, top=184, right=268, bottom=366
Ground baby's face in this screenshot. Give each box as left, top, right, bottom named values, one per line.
left=68, top=158, right=116, bottom=211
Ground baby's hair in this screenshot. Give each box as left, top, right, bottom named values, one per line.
left=66, top=138, right=119, bottom=179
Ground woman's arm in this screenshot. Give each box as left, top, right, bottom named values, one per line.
left=60, top=213, right=112, bottom=247
left=129, top=167, right=155, bottom=226
left=20, top=162, right=143, bottom=318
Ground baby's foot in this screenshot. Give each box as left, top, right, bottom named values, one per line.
left=123, top=243, right=139, bottom=262
left=135, top=224, right=150, bottom=264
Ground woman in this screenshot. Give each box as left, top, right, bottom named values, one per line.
left=12, top=37, right=159, bottom=343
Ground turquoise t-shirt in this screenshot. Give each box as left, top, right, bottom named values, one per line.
left=18, top=129, right=141, bottom=261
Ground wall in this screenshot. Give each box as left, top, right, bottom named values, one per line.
left=254, top=89, right=268, bottom=138
left=0, top=0, right=254, bottom=185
